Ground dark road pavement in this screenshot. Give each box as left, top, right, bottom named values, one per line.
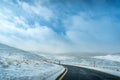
left=57, top=65, right=120, bottom=80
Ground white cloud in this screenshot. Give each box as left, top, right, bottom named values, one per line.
left=17, top=0, right=53, bottom=21
left=0, top=0, right=74, bottom=53
left=0, top=10, right=71, bottom=53
left=64, top=12, right=119, bottom=42
left=63, top=12, right=120, bottom=53
left=1, top=0, right=120, bottom=54
left=0, top=7, right=13, bottom=19
left=13, top=16, right=29, bottom=28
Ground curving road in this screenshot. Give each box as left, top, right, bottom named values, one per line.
left=57, top=65, right=120, bottom=80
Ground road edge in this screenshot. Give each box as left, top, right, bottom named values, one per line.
left=56, top=66, right=68, bottom=80
left=74, top=64, right=120, bottom=78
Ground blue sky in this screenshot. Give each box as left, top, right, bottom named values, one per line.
left=0, top=0, right=120, bottom=54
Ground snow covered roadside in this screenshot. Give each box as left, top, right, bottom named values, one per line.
left=0, top=56, right=65, bottom=80
left=47, top=65, right=65, bottom=80
left=74, top=64, right=120, bottom=77
left=0, top=63, right=64, bottom=80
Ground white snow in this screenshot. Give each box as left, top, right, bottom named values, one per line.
left=0, top=43, right=65, bottom=80
left=45, top=54, right=120, bottom=77
left=0, top=43, right=120, bottom=79
left=0, top=56, right=65, bottom=80
left=94, top=55, right=120, bottom=62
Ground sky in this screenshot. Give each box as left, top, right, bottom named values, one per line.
left=0, top=0, right=120, bottom=54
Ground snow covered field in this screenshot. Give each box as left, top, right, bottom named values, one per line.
left=94, top=55, right=120, bottom=62
left=42, top=54, right=120, bottom=69
left=0, top=60, right=64, bottom=80
left=39, top=53, right=120, bottom=76
left=0, top=43, right=65, bottom=80
left=1, top=42, right=120, bottom=79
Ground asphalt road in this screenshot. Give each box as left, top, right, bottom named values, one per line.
left=57, top=65, right=120, bottom=80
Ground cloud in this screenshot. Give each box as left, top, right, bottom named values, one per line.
left=0, top=0, right=74, bottom=54
left=0, top=7, right=71, bottom=53
left=0, top=20, right=67, bottom=53
left=63, top=12, right=120, bottom=53
left=0, top=0, right=120, bottom=54
left=16, top=0, right=53, bottom=21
